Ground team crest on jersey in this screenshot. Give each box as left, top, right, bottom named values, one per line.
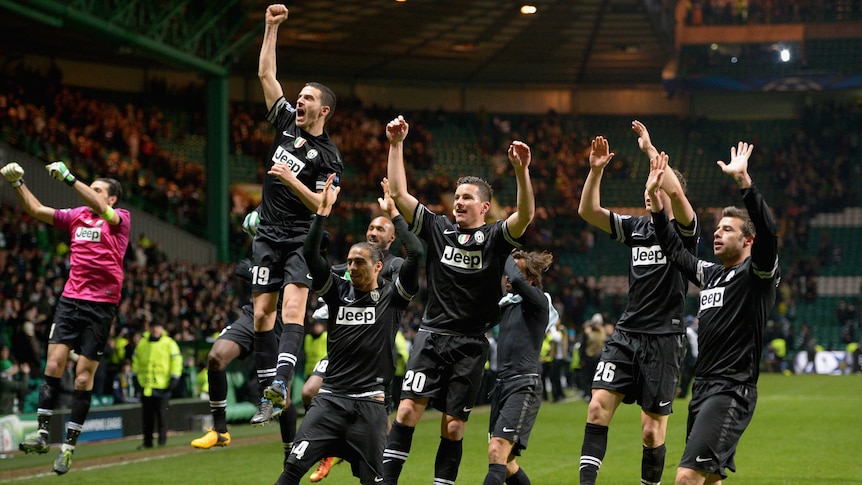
left=306, top=148, right=319, bottom=160
left=370, top=289, right=380, bottom=302
left=474, top=231, right=485, bottom=244
left=294, top=137, right=306, bottom=148
left=458, top=234, right=471, bottom=245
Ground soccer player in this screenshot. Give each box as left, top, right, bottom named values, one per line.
left=382, top=115, right=535, bottom=484
left=275, top=174, right=423, bottom=485
left=2, top=161, right=130, bottom=475
left=576, top=129, right=697, bottom=485
left=190, top=258, right=298, bottom=467
left=646, top=144, right=779, bottom=485
left=484, top=250, right=556, bottom=485
left=251, top=3, right=344, bottom=426
left=301, top=214, right=405, bottom=482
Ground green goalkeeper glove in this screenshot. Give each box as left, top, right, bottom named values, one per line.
left=46, top=161, right=77, bottom=186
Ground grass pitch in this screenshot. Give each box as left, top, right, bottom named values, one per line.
left=3, top=373, right=860, bottom=484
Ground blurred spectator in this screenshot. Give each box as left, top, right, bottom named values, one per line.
left=0, top=346, right=30, bottom=414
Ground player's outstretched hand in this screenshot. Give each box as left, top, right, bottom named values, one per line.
left=386, top=116, right=409, bottom=144
left=716, top=141, right=754, bottom=188
left=631, top=120, right=654, bottom=155
left=320, top=173, right=340, bottom=212
left=46, top=161, right=77, bottom=185
left=508, top=141, right=532, bottom=170
left=378, top=178, right=398, bottom=217
left=646, top=152, right=668, bottom=197
left=589, top=136, right=615, bottom=170
left=1, top=162, right=24, bottom=187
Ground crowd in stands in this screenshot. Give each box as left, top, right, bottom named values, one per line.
left=683, top=0, right=862, bottom=26
left=3, top=65, right=862, bottom=412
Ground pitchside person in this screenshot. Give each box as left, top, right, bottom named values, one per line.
left=484, top=251, right=557, bottom=485
left=2, top=161, right=130, bottom=475
left=646, top=144, right=779, bottom=485
left=577, top=129, right=697, bottom=485
left=382, top=115, right=535, bottom=484
left=275, top=174, right=423, bottom=485
left=251, top=3, right=344, bottom=426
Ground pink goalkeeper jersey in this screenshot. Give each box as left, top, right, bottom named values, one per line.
left=53, top=206, right=131, bottom=305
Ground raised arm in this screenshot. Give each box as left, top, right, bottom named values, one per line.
left=577, top=136, right=614, bottom=233
left=258, top=4, right=288, bottom=112
left=46, top=162, right=121, bottom=225
left=386, top=116, right=420, bottom=224
left=504, top=255, right=546, bottom=308
left=303, top=174, right=340, bottom=285
left=632, top=120, right=695, bottom=227
left=718, top=142, right=779, bottom=276
left=505, top=141, right=535, bottom=239
left=2, top=162, right=55, bottom=224
left=648, top=154, right=705, bottom=287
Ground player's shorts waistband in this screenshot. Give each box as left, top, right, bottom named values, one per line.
left=419, top=327, right=487, bottom=338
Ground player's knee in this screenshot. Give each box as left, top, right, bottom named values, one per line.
left=443, top=416, right=466, bottom=439
left=487, top=437, right=510, bottom=463
left=74, top=371, right=93, bottom=390
left=675, top=466, right=703, bottom=485
left=207, top=351, right=227, bottom=371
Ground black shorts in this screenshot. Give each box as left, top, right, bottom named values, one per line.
left=400, top=330, right=489, bottom=421
left=680, top=380, right=757, bottom=479
left=286, top=393, right=387, bottom=483
left=49, top=296, right=117, bottom=362
left=251, top=224, right=312, bottom=294
left=592, top=329, right=685, bottom=414
left=216, top=308, right=256, bottom=360
left=488, top=375, right=542, bottom=456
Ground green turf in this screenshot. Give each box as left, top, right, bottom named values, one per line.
left=4, top=374, right=861, bottom=484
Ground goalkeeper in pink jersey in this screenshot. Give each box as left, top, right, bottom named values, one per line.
left=1, top=160, right=130, bottom=475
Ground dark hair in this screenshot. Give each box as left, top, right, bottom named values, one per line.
left=351, top=242, right=384, bottom=265
left=673, top=169, right=687, bottom=194
left=721, top=206, right=755, bottom=237
left=306, top=82, right=336, bottom=121
left=97, top=178, right=123, bottom=200
left=511, top=249, right=554, bottom=289
left=455, top=176, right=493, bottom=202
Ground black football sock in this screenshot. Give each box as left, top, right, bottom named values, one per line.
left=253, top=329, right=278, bottom=391
left=208, top=368, right=228, bottom=432
left=274, top=323, right=304, bottom=383
left=434, top=437, right=463, bottom=484
left=483, top=463, right=507, bottom=485
left=580, top=422, right=609, bottom=485
left=506, top=467, right=531, bottom=485
left=642, top=443, right=666, bottom=485
left=382, top=421, right=415, bottom=484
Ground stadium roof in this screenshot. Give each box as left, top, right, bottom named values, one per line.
left=0, top=0, right=673, bottom=87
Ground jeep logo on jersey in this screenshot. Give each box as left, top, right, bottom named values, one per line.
left=631, top=245, right=666, bottom=266
left=336, top=306, right=376, bottom=325
left=441, top=246, right=483, bottom=270
left=699, top=287, right=725, bottom=311
left=74, top=226, right=102, bottom=242
left=272, top=146, right=306, bottom=175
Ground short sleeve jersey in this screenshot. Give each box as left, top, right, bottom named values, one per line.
left=53, top=206, right=131, bottom=304
left=411, top=203, right=524, bottom=336
left=258, top=97, right=343, bottom=228
left=609, top=212, right=698, bottom=334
